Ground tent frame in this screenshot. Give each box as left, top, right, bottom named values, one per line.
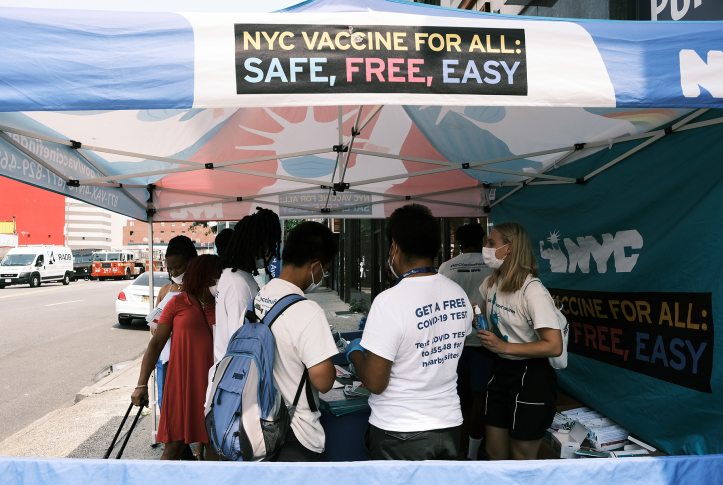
left=2, top=108, right=723, bottom=218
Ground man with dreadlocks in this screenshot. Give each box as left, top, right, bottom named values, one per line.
left=212, top=207, right=281, bottom=364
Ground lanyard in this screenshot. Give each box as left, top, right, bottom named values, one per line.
left=394, top=266, right=438, bottom=286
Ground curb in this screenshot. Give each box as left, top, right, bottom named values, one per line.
left=75, top=356, right=144, bottom=403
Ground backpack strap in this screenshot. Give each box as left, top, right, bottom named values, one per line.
left=261, top=294, right=307, bottom=329
left=293, top=368, right=318, bottom=413
left=250, top=293, right=319, bottom=413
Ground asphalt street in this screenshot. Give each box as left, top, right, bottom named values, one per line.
left=0, top=278, right=152, bottom=442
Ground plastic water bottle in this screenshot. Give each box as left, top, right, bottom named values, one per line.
left=473, top=305, right=488, bottom=331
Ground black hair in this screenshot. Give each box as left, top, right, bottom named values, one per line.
left=165, top=235, right=198, bottom=279
left=282, top=221, right=338, bottom=267
left=455, top=223, right=485, bottom=250
left=221, top=207, right=281, bottom=277
left=214, top=228, right=234, bottom=259
left=386, top=203, right=440, bottom=260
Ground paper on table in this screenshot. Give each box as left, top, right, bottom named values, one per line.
left=335, top=365, right=352, bottom=379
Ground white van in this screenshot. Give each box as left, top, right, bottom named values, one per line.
left=0, top=245, right=74, bottom=288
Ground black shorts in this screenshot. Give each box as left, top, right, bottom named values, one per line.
left=485, top=357, right=557, bottom=441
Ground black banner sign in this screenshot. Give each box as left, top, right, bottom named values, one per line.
left=549, top=288, right=714, bottom=393
left=234, top=24, right=527, bottom=96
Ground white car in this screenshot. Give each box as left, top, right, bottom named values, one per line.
left=116, top=271, right=171, bottom=325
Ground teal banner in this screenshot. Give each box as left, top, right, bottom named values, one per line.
left=491, top=110, right=723, bottom=455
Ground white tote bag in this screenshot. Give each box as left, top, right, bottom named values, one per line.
left=521, top=278, right=569, bottom=370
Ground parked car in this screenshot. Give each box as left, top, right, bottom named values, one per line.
left=116, top=271, right=171, bottom=325
left=0, top=245, right=74, bottom=288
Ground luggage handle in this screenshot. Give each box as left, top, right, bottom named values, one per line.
left=105, top=400, right=148, bottom=459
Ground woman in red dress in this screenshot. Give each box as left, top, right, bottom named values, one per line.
left=132, top=254, right=220, bottom=460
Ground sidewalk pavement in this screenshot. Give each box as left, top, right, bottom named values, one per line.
left=0, top=287, right=363, bottom=460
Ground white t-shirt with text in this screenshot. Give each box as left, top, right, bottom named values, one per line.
left=438, top=252, right=493, bottom=347
left=480, top=274, right=559, bottom=361
left=253, top=278, right=338, bottom=453
left=360, top=274, right=474, bottom=432
left=213, top=268, right=259, bottom=364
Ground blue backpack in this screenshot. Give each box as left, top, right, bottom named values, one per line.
left=204, top=294, right=318, bottom=461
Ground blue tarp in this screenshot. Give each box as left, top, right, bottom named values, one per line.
left=2, top=455, right=723, bottom=485
left=492, top=109, right=723, bottom=455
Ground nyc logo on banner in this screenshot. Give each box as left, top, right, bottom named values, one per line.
left=234, top=25, right=527, bottom=96
left=537, top=228, right=714, bottom=393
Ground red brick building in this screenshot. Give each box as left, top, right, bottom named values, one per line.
left=123, top=220, right=217, bottom=249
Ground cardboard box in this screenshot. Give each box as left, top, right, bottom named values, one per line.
left=551, top=422, right=589, bottom=459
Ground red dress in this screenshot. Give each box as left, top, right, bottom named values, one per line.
left=157, top=293, right=215, bottom=444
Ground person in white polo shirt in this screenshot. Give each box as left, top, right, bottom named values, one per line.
left=438, top=222, right=494, bottom=460
left=347, top=204, right=474, bottom=461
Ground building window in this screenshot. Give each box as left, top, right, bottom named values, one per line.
left=130, top=231, right=134, bottom=236
left=182, top=222, right=186, bottom=226
left=161, top=222, right=165, bottom=226
left=182, top=231, right=186, bottom=234
left=161, top=231, right=164, bottom=234
left=171, top=231, right=175, bottom=235
left=161, top=240, right=165, bottom=243
left=130, top=221, right=134, bottom=226
left=171, top=223, right=175, bottom=226
left=130, top=240, right=134, bottom=243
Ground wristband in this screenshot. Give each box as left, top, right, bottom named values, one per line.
left=135, top=385, right=148, bottom=389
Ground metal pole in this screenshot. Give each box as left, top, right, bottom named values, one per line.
left=147, top=189, right=157, bottom=445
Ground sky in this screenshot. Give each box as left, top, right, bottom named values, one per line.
left=0, top=0, right=301, bottom=12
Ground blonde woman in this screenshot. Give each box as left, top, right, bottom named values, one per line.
left=476, top=222, right=562, bottom=460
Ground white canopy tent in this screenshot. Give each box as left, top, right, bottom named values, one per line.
left=1, top=0, right=723, bottom=472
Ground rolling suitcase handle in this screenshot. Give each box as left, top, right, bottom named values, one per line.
left=104, top=400, right=148, bottom=459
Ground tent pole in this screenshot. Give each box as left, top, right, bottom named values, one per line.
left=584, top=108, right=709, bottom=182
left=357, top=105, right=384, bottom=133
left=339, top=106, right=364, bottom=185
left=490, top=149, right=575, bottom=208
left=0, top=131, right=69, bottom=181
left=146, top=187, right=158, bottom=446
left=153, top=186, right=322, bottom=213
left=74, top=148, right=147, bottom=209
left=75, top=148, right=332, bottom=185
left=322, top=106, right=345, bottom=211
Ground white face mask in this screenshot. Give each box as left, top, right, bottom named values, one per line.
left=387, top=246, right=399, bottom=279
left=209, top=280, right=219, bottom=299
left=482, top=244, right=509, bottom=270
left=304, top=262, right=323, bottom=294
left=255, top=250, right=274, bottom=269
left=171, top=272, right=184, bottom=285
